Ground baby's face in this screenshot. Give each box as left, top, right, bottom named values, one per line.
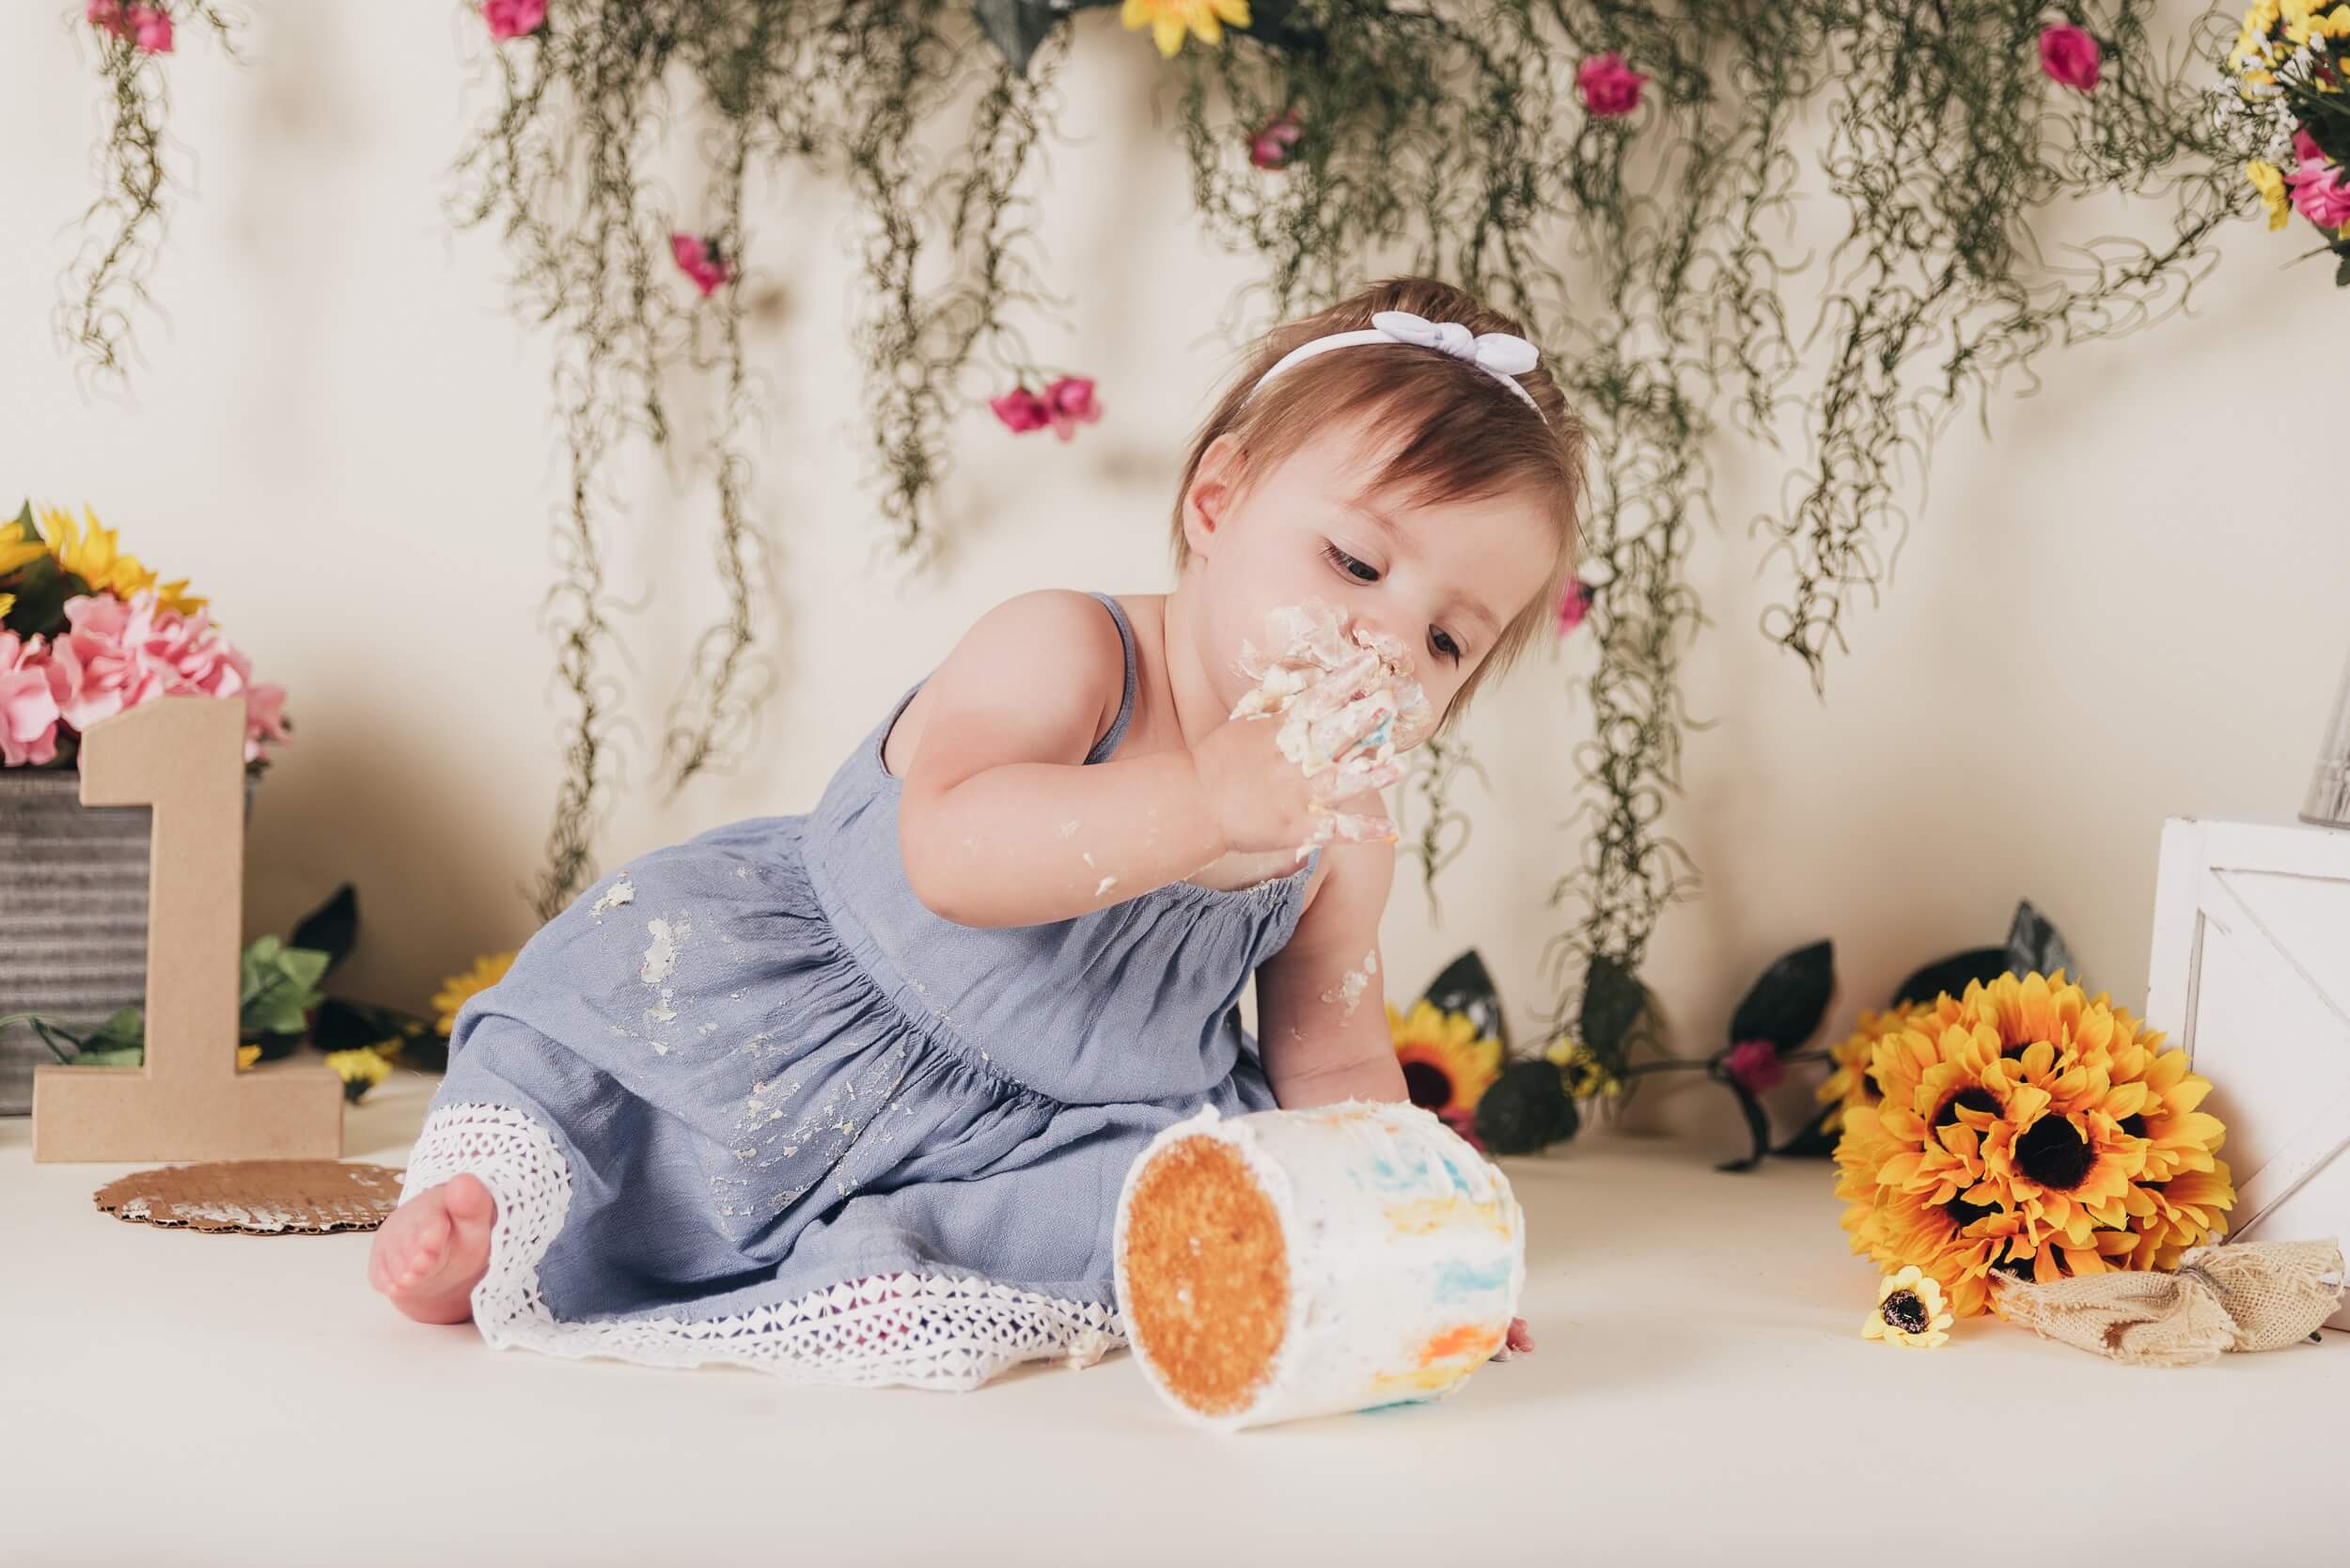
left=1183, top=413, right=1556, bottom=733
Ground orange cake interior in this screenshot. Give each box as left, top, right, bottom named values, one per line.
left=1120, top=1135, right=1292, bottom=1417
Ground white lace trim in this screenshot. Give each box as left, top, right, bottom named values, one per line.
left=400, top=1103, right=1125, bottom=1392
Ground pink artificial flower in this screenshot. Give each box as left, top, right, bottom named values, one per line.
left=482, top=0, right=547, bottom=42
left=0, top=634, right=64, bottom=769
left=667, top=232, right=733, bottom=296
left=129, top=5, right=172, bottom=53
left=2038, top=24, right=2101, bottom=92
left=46, top=591, right=291, bottom=765
left=1439, top=1106, right=1487, bottom=1154
left=86, top=0, right=129, bottom=39
left=989, top=385, right=1051, bottom=435
left=1042, top=376, right=1102, bottom=442
left=1724, top=1039, right=1785, bottom=1094
left=2295, top=127, right=2324, bottom=166
left=1555, top=577, right=1592, bottom=637
left=2288, top=156, right=2350, bottom=228
left=1249, top=110, right=1304, bottom=171
left=1576, top=53, right=1648, bottom=118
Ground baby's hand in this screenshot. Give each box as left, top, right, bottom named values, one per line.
left=1192, top=698, right=1402, bottom=858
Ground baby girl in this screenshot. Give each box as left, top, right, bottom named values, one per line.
left=369, top=275, right=1585, bottom=1390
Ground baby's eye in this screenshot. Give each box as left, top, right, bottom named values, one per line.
left=1322, top=542, right=1381, bottom=584
left=1431, top=628, right=1464, bottom=664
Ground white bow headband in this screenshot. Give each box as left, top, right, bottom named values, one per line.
left=1248, top=309, right=1545, bottom=420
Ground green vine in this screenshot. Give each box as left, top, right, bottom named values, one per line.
left=59, top=2, right=238, bottom=389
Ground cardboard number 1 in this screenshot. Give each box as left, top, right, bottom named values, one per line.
left=33, top=697, right=343, bottom=1163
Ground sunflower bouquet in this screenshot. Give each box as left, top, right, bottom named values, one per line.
left=2217, top=0, right=2350, bottom=281
left=0, top=500, right=290, bottom=770
left=1832, top=970, right=2235, bottom=1322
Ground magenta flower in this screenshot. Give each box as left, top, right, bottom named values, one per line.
left=44, top=591, right=290, bottom=765
left=482, top=0, right=548, bottom=42
left=2038, top=24, right=2101, bottom=92
left=0, top=634, right=64, bottom=769
left=667, top=232, right=733, bottom=296
left=1724, top=1039, right=1785, bottom=1094
left=989, top=386, right=1051, bottom=435
left=129, top=5, right=172, bottom=52
left=1555, top=578, right=1592, bottom=638
left=1576, top=53, right=1648, bottom=118
left=2288, top=157, right=2350, bottom=228
left=1249, top=110, right=1304, bottom=171
left=1042, top=376, right=1102, bottom=442
left=2296, top=127, right=2324, bottom=165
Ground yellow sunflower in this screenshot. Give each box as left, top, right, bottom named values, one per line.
left=1832, top=972, right=2233, bottom=1319
left=1862, top=1265, right=1953, bottom=1348
left=1121, top=0, right=1249, bottom=58
left=36, top=504, right=205, bottom=616
left=1815, top=1001, right=1933, bottom=1137
left=1387, top=999, right=1501, bottom=1119
left=432, top=950, right=518, bottom=1035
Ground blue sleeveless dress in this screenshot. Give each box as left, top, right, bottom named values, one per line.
left=401, top=594, right=1315, bottom=1389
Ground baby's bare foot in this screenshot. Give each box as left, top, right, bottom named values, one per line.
left=369, top=1175, right=496, bottom=1325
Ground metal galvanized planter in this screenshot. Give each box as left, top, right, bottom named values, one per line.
left=0, top=768, right=258, bottom=1115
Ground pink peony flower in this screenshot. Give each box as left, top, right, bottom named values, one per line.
left=1724, top=1039, right=1785, bottom=1094
left=1576, top=53, right=1648, bottom=118
left=0, top=634, right=64, bottom=768
left=2038, top=24, right=2101, bottom=92
left=1042, top=376, right=1102, bottom=442
left=87, top=0, right=127, bottom=38
left=2288, top=154, right=2350, bottom=228
left=129, top=5, right=172, bottom=52
left=1249, top=110, right=1304, bottom=171
left=45, top=591, right=291, bottom=765
left=667, top=232, right=733, bottom=296
left=989, top=385, right=1051, bottom=435
left=1556, top=577, right=1592, bottom=637
left=482, top=0, right=547, bottom=42
left=2296, top=127, right=2324, bottom=166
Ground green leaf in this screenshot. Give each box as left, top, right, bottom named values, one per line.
left=90, top=1006, right=145, bottom=1049
left=1716, top=1075, right=1772, bottom=1172
left=1418, top=949, right=1509, bottom=1052
left=2002, top=901, right=2076, bottom=984
left=277, top=946, right=330, bottom=994
left=1473, top=1060, right=1580, bottom=1155
left=2336, top=253, right=2350, bottom=288
left=1727, top=939, right=1835, bottom=1053
left=70, top=1046, right=145, bottom=1068
left=289, top=884, right=359, bottom=976
left=1578, top=953, right=1648, bottom=1059
left=1890, top=946, right=2005, bottom=1008
left=971, top=0, right=1064, bottom=74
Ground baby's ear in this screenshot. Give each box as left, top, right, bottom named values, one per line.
left=1182, top=434, right=1244, bottom=557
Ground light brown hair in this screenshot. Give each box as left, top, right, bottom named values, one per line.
left=1171, top=276, right=1586, bottom=729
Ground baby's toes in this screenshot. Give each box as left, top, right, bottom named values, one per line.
left=393, top=1210, right=451, bottom=1287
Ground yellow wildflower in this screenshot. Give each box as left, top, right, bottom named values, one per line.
left=1121, top=0, right=1249, bottom=58
left=1545, top=1036, right=1622, bottom=1100
left=236, top=1043, right=262, bottom=1070
left=2287, top=2, right=2350, bottom=42
left=2248, top=160, right=2291, bottom=229
left=325, top=1047, right=391, bottom=1104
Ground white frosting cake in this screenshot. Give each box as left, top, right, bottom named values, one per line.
left=1112, top=1099, right=1527, bottom=1431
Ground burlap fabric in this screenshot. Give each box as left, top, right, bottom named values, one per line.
left=1994, top=1239, right=2344, bottom=1367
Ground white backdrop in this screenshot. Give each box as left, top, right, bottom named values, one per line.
left=6, top=5, right=2341, bottom=1146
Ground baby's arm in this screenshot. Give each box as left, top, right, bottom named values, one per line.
left=898, top=591, right=1226, bottom=928
left=1255, top=836, right=1407, bottom=1108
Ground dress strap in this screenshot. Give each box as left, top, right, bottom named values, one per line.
left=1084, top=592, right=1140, bottom=765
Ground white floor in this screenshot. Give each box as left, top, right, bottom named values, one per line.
left=4, top=1069, right=2342, bottom=1567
